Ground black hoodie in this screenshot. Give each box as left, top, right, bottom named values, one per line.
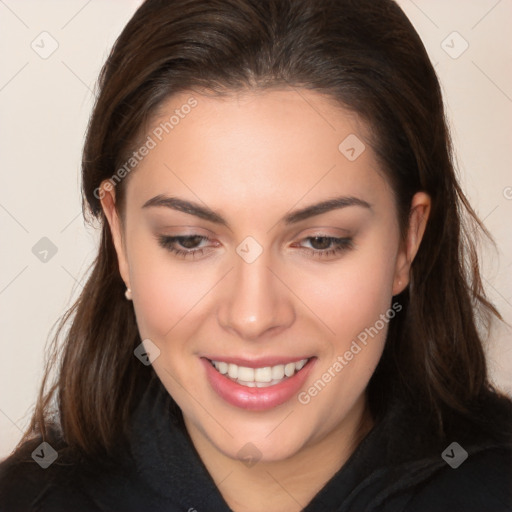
left=1, top=374, right=511, bottom=511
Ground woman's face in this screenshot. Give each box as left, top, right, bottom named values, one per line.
left=102, top=88, right=428, bottom=463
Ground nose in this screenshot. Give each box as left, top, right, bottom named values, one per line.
left=217, top=251, right=295, bottom=341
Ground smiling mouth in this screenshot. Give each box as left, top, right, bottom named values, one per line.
left=207, top=358, right=312, bottom=388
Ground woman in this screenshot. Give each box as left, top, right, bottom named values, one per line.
left=1, top=0, right=511, bottom=510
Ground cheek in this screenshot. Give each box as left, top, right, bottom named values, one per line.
left=293, top=240, right=399, bottom=418
left=127, top=235, right=211, bottom=340
left=290, top=234, right=398, bottom=344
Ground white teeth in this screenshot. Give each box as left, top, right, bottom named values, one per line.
left=237, top=366, right=254, bottom=381
left=228, top=363, right=238, bottom=379
left=211, top=358, right=310, bottom=387
left=217, top=361, right=228, bottom=374
left=284, top=362, right=295, bottom=377
left=295, top=359, right=307, bottom=371
left=254, top=367, right=272, bottom=382
left=271, top=364, right=285, bottom=380
left=237, top=380, right=256, bottom=387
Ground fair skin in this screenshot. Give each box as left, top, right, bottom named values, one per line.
left=101, top=88, right=430, bottom=512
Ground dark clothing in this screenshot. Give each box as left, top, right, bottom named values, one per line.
left=1, top=375, right=511, bottom=511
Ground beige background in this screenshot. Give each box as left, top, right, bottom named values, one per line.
left=1, top=0, right=511, bottom=459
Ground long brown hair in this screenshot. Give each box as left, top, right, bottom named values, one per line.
left=16, top=0, right=512, bottom=463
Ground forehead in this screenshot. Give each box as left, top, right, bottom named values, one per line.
left=125, top=88, right=392, bottom=216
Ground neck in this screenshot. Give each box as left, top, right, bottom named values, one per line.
left=183, top=394, right=374, bottom=512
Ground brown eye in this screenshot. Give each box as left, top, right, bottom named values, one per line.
left=295, top=236, right=354, bottom=259
left=157, top=234, right=214, bottom=259
left=177, top=235, right=205, bottom=249
left=309, top=237, right=332, bottom=250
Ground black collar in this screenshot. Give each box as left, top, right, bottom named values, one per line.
left=112, top=372, right=509, bottom=512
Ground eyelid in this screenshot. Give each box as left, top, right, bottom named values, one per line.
left=154, top=224, right=217, bottom=236
left=156, top=234, right=217, bottom=260
left=287, top=226, right=352, bottom=243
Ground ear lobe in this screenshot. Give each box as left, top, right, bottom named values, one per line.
left=99, top=181, right=131, bottom=288
left=392, top=192, right=431, bottom=295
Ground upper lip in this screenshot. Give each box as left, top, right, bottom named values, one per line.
left=202, top=355, right=314, bottom=368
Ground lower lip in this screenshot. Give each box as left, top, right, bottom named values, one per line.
left=201, top=357, right=316, bottom=411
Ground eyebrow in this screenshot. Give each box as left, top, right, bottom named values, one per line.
left=142, top=194, right=372, bottom=227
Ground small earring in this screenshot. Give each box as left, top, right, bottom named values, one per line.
left=125, top=287, right=132, bottom=300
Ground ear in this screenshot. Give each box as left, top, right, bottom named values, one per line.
left=392, top=191, right=431, bottom=295
left=99, top=181, right=131, bottom=288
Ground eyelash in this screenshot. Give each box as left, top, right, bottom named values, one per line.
left=157, top=235, right=214, bottom=259
left=156, top=234, right=353, bottom=260
left=295, top=236, right=354, bottom=258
